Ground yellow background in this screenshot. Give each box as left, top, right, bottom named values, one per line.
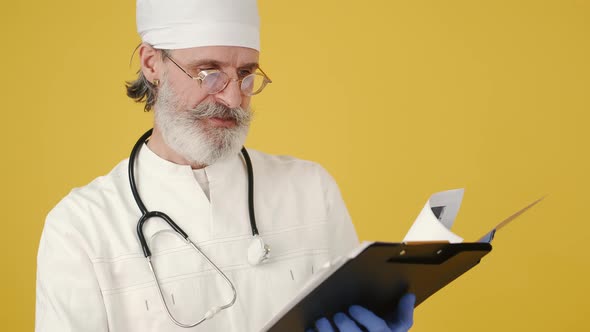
left=1, top=0, right=588, bottom=330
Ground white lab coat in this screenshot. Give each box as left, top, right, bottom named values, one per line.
left=36, top=144, right=359, bottom=332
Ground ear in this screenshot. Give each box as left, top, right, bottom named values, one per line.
left=139, top=43, right=164, bottom=83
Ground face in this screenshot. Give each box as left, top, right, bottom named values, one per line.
left=146, top=46, right=260, bottom=166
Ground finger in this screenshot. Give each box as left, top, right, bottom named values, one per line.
left=315, top=317, right=336, bottom=332
left=397, top=293, right=416, bottom=328
left=348, top=305, right=389, bottom=331
left=389, top=293, right=416, bottom=332
left=333, top=312, right=363, bottom=332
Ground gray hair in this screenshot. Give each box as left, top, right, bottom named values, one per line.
left=125, top=47, right=171, bottom=112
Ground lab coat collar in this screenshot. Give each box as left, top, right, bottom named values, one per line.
left=137, top=143, right=245, bottom=182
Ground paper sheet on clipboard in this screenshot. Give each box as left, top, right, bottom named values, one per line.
left=402, top=188, right=544, bottom=243
left=403, top=189, right=465, bottom=243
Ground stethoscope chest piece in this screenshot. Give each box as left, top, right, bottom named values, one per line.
left=247, top=235, right=270, bottom=266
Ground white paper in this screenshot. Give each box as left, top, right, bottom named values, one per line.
left=402, top=189, right=464, bottom=243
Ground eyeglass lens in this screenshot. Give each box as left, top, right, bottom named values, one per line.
left=202, top=72, right=268, bottom=96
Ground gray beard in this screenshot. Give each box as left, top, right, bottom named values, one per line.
left=153, top=80, right=252, bottom=166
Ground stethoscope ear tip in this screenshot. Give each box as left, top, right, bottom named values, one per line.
left=247, top=235, right=270, bottom=266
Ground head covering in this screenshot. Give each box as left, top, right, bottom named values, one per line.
left=136, top=0, right=260, bottom=51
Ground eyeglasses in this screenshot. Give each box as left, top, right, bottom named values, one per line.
left=163, top=54, right=272, bottom=96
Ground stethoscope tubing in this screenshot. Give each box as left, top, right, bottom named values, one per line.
left=129, top=128, right=189, bottom=258
left=128, top=128, right=245, bottom=327
left=129, top=128, right=259, bottom=258
left=240, top=145, right=259, bottom=236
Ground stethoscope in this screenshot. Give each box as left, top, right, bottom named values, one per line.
left=128, top=128, right=270, bottom=328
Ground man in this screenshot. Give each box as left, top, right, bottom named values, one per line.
left=35, top=1, right=414, bottom=331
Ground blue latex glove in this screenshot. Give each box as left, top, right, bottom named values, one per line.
left=306, top=293, right=416, bottom=332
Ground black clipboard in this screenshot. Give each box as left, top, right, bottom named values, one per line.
left=262, top=195, right=543, bottom=331
left=263, top=241, right=492, bottom=332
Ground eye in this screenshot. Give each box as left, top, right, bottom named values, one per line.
left=238, top=69, right=254, bottom=78
left=197, top=68, right=219, bottom=76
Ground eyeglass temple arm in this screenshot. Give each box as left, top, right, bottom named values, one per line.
left=257, top=66, right=272, bottom=83
left=163, top=53, right=201, bottom=81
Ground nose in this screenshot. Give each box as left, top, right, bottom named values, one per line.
left=215, top=79, right=243, bottom=109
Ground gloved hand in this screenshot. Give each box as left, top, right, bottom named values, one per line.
left=306, top=293, right=416, bottom=332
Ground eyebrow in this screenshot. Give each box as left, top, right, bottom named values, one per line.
left=186, top=59, right=259, bottom=70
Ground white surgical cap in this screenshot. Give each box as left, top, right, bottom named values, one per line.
left=136, top=0, right=260, bottom=51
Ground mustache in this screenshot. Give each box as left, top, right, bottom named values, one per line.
left=189, top=103, right=252, bottom=126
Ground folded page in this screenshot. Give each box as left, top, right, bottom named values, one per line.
left=403, top=189, right=464, bottom=243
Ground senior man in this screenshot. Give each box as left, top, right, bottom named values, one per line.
left=35, top=1, right=414, bottom=331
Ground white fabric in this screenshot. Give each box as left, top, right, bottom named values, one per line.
left=137, top=0, right=260, bottom=51
left=192, top=168, right=210, bottom=201
left=35, top=145, right=358, bottom=331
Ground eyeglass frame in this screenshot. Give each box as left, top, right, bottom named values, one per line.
left=162, top=53, right=272, bottom=96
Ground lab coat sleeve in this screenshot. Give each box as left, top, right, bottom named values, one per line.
left=318, top=166, right=360, bottom=258
left=35, top=205, right=108, bottom=332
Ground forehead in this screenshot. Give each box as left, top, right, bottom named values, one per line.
left=170, top=46, right=260, bottom=68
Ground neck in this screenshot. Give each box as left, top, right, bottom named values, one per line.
left=146, top=126, right=207, bottom=169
